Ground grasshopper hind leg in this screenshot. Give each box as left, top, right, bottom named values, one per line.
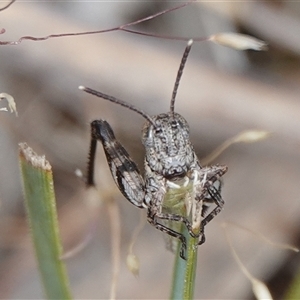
left=87, top=120, right=146, bottom=209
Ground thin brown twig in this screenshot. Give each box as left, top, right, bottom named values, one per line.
left=0, top=0, right=16, bottom=12
left=0, top=0, right=196, bottom=45
left=122, top=28, right=209, bottom=43
left=119, top=0, right=195, bottom=28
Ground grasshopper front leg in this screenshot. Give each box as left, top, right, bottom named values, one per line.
left=200, top=166, right=227, bottom=225
left=196, top=165, right=227, bottom=246
left=87, top=120, right=146, bottom=209
left=147, top=208, right=188, bottom=259
left=202, top=185, right=225, bottom=228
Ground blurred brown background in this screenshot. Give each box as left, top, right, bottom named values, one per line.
left=0, top=1, right=300, bottom=299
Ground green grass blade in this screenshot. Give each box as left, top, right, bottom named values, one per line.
left=19, top=143, right=72, bottom=299
left=170, top=226, right=198, bottom=300
left=285, top=270, right=300, bottom=300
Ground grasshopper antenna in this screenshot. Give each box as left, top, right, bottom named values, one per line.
left=170, top=39, right=193, bottom=115
left=79, top=86, right=156, bottom=126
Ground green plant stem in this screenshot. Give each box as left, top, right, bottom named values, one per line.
left=170, top=225, right=198, bottom=300
left=19, top=143, right=72, bottom=299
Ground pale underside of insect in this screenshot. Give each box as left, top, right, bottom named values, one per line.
left=79, top=40, right=228, bottom=260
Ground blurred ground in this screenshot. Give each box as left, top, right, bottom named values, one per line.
left=0, top=1, right=300, bottom=299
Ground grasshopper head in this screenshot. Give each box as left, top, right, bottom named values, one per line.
left=142, top=112, right=195, bottom=179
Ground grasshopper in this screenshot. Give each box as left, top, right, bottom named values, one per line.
left=79, top=40, right=227, bottom=259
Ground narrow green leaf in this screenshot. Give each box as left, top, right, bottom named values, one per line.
left=19, top=143, right=72, bottom=299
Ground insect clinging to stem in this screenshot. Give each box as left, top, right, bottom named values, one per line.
left=79, top=39, right=228, bottom=260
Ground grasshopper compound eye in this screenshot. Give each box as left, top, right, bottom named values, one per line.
left=79, top=40, right=227, bottom=260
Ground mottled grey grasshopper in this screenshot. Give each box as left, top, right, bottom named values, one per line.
left=79, top=40, right=227, bottom=259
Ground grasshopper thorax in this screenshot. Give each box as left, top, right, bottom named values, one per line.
left=142, top=112, right=195, bottom=179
